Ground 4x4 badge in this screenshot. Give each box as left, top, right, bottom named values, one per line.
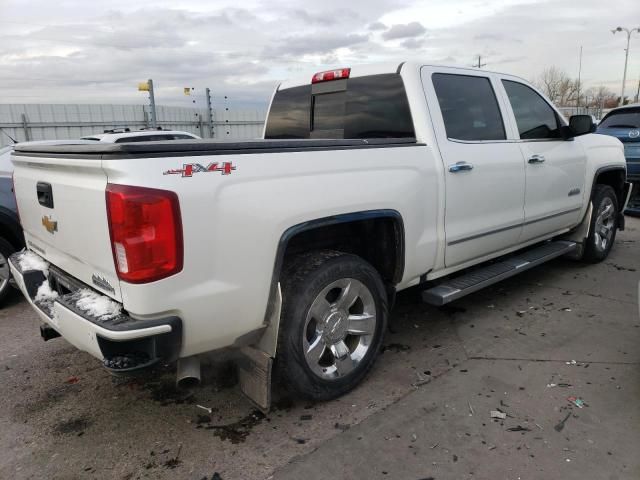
left=163, top=161, right=236, bottom=177
left=42, top=215, right=58, bottom=234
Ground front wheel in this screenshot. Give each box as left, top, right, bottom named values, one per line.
left=581, top=184, right=619, bottom=263
left=275, top=251, right=388, bottom=401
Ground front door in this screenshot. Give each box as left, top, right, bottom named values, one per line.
left=499, top=79, right=587, bottom=242
left=421, top=68, right=526, bottom=267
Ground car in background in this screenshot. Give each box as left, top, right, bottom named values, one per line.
left=596, top=104, right=640, bottom=215
left=0, top=140, right=97, bottom=305
left=81, top=128, right=200, bottom=143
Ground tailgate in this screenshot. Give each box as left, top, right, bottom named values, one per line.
left=12, top=153, right=121, bottom=301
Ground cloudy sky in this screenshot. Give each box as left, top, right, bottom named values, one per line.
left=1, top=0, right=639, bottom=110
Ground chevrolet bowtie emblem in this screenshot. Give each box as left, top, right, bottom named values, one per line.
left=42, top=216, right=58, bottom=234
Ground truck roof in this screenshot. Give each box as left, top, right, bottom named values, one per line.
left=278, top=61, right=529, bottom=90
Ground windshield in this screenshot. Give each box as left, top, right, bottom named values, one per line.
left=599, top=108, right=640, bottom=129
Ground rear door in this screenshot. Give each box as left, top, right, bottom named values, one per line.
left=499, top=78, right=586, bottom=242
left=421, top=67, right=525, bottom=267
left=11, top=153, right=121, bottom=301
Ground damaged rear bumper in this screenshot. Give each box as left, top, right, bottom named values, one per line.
left=9, top=251, right=182, bottom=373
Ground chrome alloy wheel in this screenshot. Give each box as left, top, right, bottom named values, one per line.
left=593, top=196, right=615, bottom=251
left=0, top=251, right=10, bottom=296
left=303, top=278, right=377, bottom=380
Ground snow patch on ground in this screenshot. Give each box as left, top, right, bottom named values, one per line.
left=35, top=280, right=59, bottom=303
left=18, top=250, right=49, bottom=277
left=73, top=289, right=122, bottom=321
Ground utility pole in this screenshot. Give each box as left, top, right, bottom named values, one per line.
left=635, top=78, right=640, bottom=103
left=205, top=88, right=214, bottom=138
left=472, top=55, right=486, bottom=69
left=138, top=79, right=157, bottom=128
left=576, top=46, right=583, bottom=110
left=612, top=26, right=639, bottom=106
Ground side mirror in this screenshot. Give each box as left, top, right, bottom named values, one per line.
left=568, top=114, right=596, bottom=137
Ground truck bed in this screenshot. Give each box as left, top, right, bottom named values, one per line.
left=13, top=138, right=419, bottom=159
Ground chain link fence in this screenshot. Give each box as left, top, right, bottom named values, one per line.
left=0, top=104, right=266, bottom=147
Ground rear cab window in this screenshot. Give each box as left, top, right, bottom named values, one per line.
left=431, top=73, right=506, bottom=141
left=264, top=74, right=415, bottom=139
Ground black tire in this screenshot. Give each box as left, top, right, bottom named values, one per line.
left=581, top=185, right=619, bottom=263
left=0, top=237, right=16, bottom=306
left=275, top=250, right=388, bottom=401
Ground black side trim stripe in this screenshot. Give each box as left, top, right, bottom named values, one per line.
left=447, top=207, right=582, bottom=246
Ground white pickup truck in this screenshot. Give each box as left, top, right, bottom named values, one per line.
left=9, top=62, right=631, bottom=408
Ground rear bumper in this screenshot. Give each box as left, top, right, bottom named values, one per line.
left=9, top=251, right=182, bottom=372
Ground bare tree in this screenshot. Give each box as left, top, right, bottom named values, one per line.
left=584, top=86, right=618, bottom=108
left=535, top=67, right=579, bottom=106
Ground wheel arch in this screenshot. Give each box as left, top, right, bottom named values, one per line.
left=591, top=166, right=626, bottom=208
left=263, top=210, right=405, bottom=325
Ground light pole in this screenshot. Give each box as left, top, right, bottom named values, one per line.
left=612, top=26, right=640, bottom=106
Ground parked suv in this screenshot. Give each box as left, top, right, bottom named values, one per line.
left=597, top=104, right=640, bottom=214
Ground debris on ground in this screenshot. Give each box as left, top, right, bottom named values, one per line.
left=412, top=372, right=432, bottom=387
left=547, top=383, right=572, bottom=388
left=554, top=412, right=572, bottom=432
left=468, top=401, right=474, bottom=416
left=490, top=410, right=506, bottom=419
left=197, top=404, right=213, bottom=414
left=381, top=343, right=411, bottom=353
left=163, top=445, right=182, bottom=469
left=507, top=425, right=531, bottom=432
left=560, top=307, right=572, bottom=312
left=65, top=376, right=79, bottom=384
left=567, top=396, right=585, bottom=408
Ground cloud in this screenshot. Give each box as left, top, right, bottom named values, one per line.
left=0, top=0, right=637, bottom=109
left=382, top=22, right=426, bottom=40
left=368, top=21, right=387, bottom=31
left=263, top=34, right=370, bottom=57
left=400, top=38, right=424, bottom=49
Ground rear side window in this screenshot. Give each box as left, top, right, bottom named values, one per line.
left=432, top=73, right=506, bottom=141
left=264, top=86, right=312, bottom=139
left=599, top=108, right=640, bottom=129
left=502, top=80, right=562, bottom=140
left=264, top=74, right=415, bottom=139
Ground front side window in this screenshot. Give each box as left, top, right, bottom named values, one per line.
left=432, top=73, right=506, bottom=141
left=502, top=80, right=562, bottom=140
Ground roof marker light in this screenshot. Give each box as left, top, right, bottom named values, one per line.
left=311, top=68, right=351, bottom=84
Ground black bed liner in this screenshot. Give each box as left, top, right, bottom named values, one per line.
left=13, top=137, right=420, bottom=159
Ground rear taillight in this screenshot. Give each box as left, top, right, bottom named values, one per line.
left=311, top=68, right=351, bottom=84
left=106, top=184, right=183, bottom=283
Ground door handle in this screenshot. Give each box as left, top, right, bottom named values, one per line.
left=528, top=154, right=545, bottom=164
left=448, top=161, right=474, bottom=173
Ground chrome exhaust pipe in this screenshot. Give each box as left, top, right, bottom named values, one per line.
left=176, top=356, right=201, bottom=388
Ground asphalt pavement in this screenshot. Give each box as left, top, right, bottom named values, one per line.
left=1, top=218, right=638, bottom=480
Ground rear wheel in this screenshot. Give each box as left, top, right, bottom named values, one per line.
left=581, top=185, right=618, bottom=263
left=276, top=251, right=388, bottom=400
